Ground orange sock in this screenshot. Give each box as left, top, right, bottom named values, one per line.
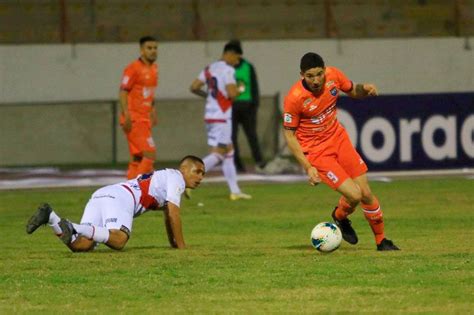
left=362, top=196, right=385, bottom=244
left=334, top=196, right=356, bottom=220
left=137, top=157, right=154, bottom=175
left=126, top=161, right=140, bottom=179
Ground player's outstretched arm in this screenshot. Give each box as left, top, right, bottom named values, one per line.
left=163, top=202, right=185, bottom=249
left=283, top=128, right=321, bottom=186
left=348, top=83, right=378, bottom=99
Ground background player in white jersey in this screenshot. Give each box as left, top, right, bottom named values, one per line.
left=26, top=156, right=205, bottom=251
left=190, top=41, right=251, bottom=201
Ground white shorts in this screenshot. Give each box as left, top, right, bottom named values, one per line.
left=80, top=184, right=135, bottom=234
left=206, top=120, right=232, bottom=147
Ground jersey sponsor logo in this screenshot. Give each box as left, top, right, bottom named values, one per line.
left=311, top=115, right=325, bottom=124
left=311, top=103, right=336, bottom=124
left=327, top=171, right=339, bottom=184
left=309, top=104, right=318, bottom=111
left=303, top=98, right=312, bottom=107
left=330, top=87, right=338, bottom=96
left=284, top=113, right=292, bottom=123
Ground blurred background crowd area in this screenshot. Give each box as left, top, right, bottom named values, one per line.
left=0, top=0, right=473, bottom=44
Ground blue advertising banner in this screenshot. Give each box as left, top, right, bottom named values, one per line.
left=337, top=92, right=474, bottom=171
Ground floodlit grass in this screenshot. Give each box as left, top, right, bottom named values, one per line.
left=1, top=178, right=473, bottom=313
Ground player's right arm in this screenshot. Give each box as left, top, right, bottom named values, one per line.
left=163, top=202, right=185, bottom=249
left=283, top=94, right=321, bottom=186
left=283, top=128, right=321, bottom=186
left=190, top=79, right=207, bottom=98
left=119, top=64, right=137, bottom=133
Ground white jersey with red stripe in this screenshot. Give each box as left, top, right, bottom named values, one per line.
left=197, top=60, right=236, bottom=121
left=121, top=168, right=186, bottom=217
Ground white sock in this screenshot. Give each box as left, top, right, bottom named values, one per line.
left=48, top=211, right=62, bottom=235
left=203, top=152, right=224, bottom=172
left=92, top=226, right=110, bottom=243
left=222, top=150, right=241, bottom=194
left=72, top=223, right=109, bottom=243
left=72, top=223, right=93, bottom=238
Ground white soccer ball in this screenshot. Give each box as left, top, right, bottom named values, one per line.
left=310, top=222, right=342, bottom=252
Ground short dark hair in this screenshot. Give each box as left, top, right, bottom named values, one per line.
left=139, top=36, right=157, bottom=46
left=223, top=40, right=243, bottom=54
left=179, top=155, right=204, bottom=167
left=300, top=52, right=325, bottom=72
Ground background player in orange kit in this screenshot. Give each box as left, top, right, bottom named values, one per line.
left=119, top=36, right=159, bottom=179
left=283, top=52, right=399, bottom=251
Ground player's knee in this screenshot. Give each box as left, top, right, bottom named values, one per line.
left=106, top=229, right=129, bottom=251
left=361, top=191, right=374, bottom=204
left=346, top=190, right=363, bottom=206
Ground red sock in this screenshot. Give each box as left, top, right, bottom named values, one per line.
left=362, top=196, right=385, bottom=244
left=137, top=157, right=154, bottom=175
left=334, top=196, right=356, bottom=220
left=126, top=161, right=140, bottom=179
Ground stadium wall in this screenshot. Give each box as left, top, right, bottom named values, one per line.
left=0, top=38, right=473, bottom=167
left=0, top=97, right=278, bottom=166
left=0, top=37, right=472, bottom=103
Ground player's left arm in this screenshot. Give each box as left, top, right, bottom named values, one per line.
left=190, top=79, right=207, bottom=98
left=150, top=100, right=158, bottom=127
left=347, top=83, right=378, bottom=99
left=163, top=202, right=185, bottom=249
left=225, top=83, right=239, bottom=100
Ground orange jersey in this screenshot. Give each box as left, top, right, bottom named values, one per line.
left=120, top=59, right=158, bottom=121
left=283, top=66, right=353, bottom=152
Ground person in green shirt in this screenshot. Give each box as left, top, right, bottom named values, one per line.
left=231, top=40, right=266, bottom=173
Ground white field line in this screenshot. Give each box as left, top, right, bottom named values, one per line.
left=0, top=168, right=473, bottom=190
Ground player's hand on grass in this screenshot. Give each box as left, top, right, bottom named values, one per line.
left=306, top=166, right=321, bottom=186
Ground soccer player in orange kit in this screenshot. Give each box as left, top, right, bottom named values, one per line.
left=283, top=52, right=399, bottom=251
left=119, top=36, right=159, bottom=179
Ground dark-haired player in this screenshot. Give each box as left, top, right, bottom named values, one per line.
left=119, top=36, right=159, bottom=179
left=26, top=156, right=205, bottom=251
left=190, top=40, right=251, bottom=201
left=283, top=52, right=399, bottom=251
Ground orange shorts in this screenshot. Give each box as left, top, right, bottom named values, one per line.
left=122, top=120, right=156, bottom=156
left=305, top=126, right=367, bottom=190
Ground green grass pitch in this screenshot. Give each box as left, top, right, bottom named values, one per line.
left=1, top=178, right=473, bottom=313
